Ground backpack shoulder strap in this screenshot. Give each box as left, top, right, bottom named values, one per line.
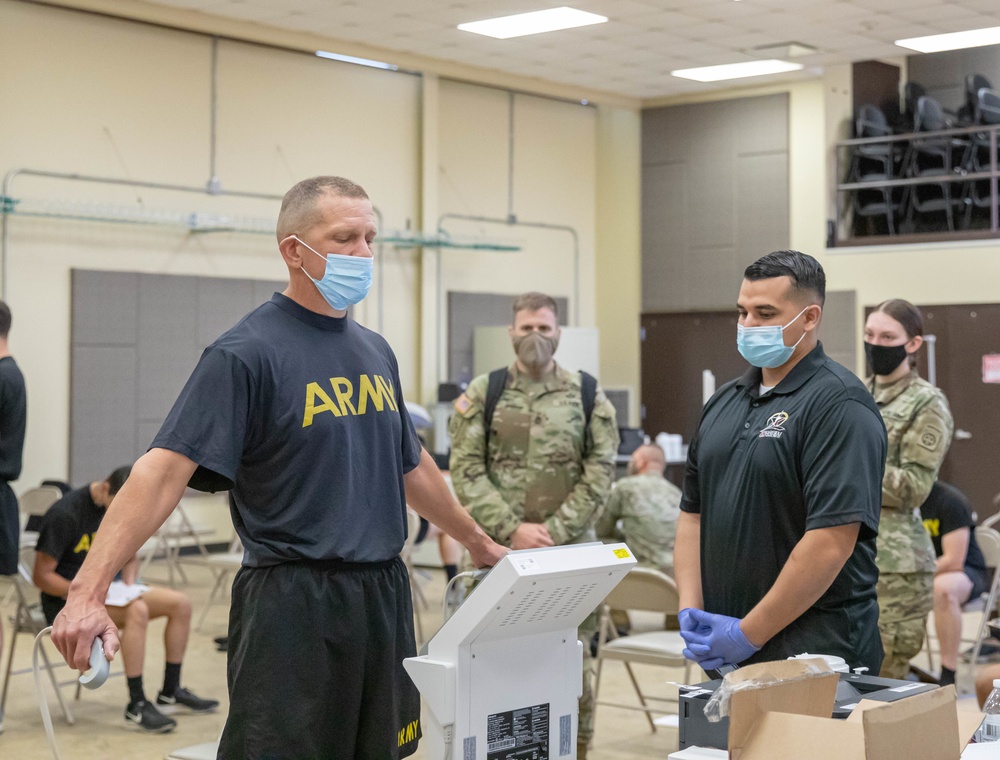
left=483, top=368, right=509, bottom=451
left=580, top=371, right=597, bottom=428
left=579, top=371, right=598, bottom=455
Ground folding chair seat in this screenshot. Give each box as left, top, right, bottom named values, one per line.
left=1, top=544, right=76, bottom=724
left=593, top=567, right=690, bottom=732
left=962, top=527, right=1000, bottom=680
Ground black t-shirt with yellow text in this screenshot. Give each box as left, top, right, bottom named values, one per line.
left=35, top=486, right=105, bottom=609
left=150, top=293, right=422, bottom=567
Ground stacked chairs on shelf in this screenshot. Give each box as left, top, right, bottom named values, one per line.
left=957, top=74, right=992, bottom=125
left=901, top=95, right=969, bottom=233
left=960, top=87, right=1000, bottom=228
left=848, top=104, right=901, bottom=235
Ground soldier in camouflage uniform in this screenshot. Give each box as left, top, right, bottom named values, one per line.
left=449, top=292, right=618, bottom=759
left=865, top=300, right=954, bottom=680
left=596, top=444, right=681, bottom=573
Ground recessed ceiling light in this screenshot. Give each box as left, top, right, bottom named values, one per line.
left=895, top=26, right=1000, bottom=54
left=671, top=59, right=803, bottom=83
left=458, top=7, right=608, bottom=40
left=315, top=50, right=398, bottom=71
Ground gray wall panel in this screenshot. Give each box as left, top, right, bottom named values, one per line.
left=642, top=162, right=688, bottom=311
left=253, top=280, right=282, bottom=307
left=71, top=270, right=139, bottom=346
left=138, top=273, right=202, bottom=423
left=70, top=346, right=137, bottom=484
left=820, top=290, right=857, bottom=373
left=736, top=153, right=790, bottom=265
left=71, top=270, right=285, bottom=485
left=907, top=45, right=1000, bottom=113
left=642, top=93, right=789, bottom=312
left=198, top=277, right=254, bottom=346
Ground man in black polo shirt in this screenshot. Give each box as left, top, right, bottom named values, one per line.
left=676, top=250, right=887, bottom=673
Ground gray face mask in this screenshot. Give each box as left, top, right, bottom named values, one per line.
left=513, top=331, right=559, bottom=373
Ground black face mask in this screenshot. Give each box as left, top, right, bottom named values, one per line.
left=865, top=341, right=909, bottom=376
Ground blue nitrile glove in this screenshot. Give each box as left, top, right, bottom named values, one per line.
left=678, top=608, right=760, bottom=671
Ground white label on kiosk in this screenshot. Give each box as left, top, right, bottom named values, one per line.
left=516, top=557, right=540, bottom=573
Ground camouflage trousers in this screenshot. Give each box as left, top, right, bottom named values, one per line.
left=578, top=608, right=598, bottom=746
left=877, top=571, right=934, bottom=680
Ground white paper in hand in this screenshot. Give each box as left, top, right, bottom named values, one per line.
left=105, top=580, right=149, bottom=607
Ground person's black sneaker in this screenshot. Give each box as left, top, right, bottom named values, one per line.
left=124, top=701, right=177, bottom=733
left=156, top=686, right=219, bottom=714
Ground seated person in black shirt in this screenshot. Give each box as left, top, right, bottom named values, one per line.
left=920, top=481, right=991, bottom=686
left=33, top=466, right=218, bottom=733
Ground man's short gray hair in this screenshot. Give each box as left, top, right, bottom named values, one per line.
left=276, top=176, right=368, bottom=242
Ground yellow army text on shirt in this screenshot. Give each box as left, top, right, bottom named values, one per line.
left=871, top=369, right=953, bottom=574
left=448, top=363, right=619, bottom=546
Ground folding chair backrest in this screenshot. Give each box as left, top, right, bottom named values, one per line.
left=915, top=95, right=947, bottom=132
left=602, top=567, right=679, bottom=615
left=975, top=526, right=1000, bottom=570
left=19, top=485, right=63, bottom=516
left=856, top=104, right=891, bottom=138
left=977, top=88, right=1000, bottom=127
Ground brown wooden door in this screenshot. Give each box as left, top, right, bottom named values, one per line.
left=640, top=311, right=747, bottom=443
left=914, top=303, right=1000, bottom=522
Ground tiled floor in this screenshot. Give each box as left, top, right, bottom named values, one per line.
left=0, top=560, right=987, bottom=759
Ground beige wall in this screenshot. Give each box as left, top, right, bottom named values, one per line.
left=595, top=106, right=642, bottom=425
left=0, top=0, right=633, bottom=491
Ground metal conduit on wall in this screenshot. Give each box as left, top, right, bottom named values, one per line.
left=0, top=168, right=388, bottom=331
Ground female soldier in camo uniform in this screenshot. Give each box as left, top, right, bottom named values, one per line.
left=864, top=299, right=953, bottom=680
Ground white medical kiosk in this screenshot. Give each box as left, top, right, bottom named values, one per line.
left=404, top=543, right=637, bottom=760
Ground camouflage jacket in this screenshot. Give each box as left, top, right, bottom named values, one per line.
left=448, top=363, right=618, bottom=546
left=871, top=370, right=953, bottom=574
left=595, top=472, right=682, bottom=571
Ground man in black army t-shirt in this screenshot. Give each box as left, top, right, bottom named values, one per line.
left=920, top=481, right=991, bottom=686
left=35, top=466, right=218, bottom=733
left=51, top=176, right=507, bottom=760
left=0, top=299, right=26, bottom=734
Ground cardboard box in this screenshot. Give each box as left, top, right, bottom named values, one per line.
left=717, top=659, right=983, bottom=760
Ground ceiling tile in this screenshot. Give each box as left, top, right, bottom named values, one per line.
left=134, top=0, right=1000, bottom=100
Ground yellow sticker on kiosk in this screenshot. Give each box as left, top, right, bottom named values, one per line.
left=613, top=548, right=631, bottom=559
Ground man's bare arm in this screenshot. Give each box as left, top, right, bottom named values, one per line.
left=674, top=512, right=703, bottom=611
left=51, top=448, right=197, bottom=671
left=33, top=552, right=70, bottom=599
left=936, top=529, right=969, bottom=575
left=741, top=523, right=859, bottom=647
left=404, top=449, right=508, bottom=568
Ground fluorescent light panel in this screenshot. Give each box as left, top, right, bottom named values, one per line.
left=895, top=26, right=1000, bottom=54
left=316, top=50, right=397, bottom=71
left=458, top=7, right=607, bottom=40
left=672, top=59, right=803, bottom=83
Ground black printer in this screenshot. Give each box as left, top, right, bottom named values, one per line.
left=678, top=671, right=939, bottom=750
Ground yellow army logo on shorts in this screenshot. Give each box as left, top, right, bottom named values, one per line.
left=397, top=718, right=419, bottom=747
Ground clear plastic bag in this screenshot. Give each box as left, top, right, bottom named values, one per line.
left=703, top=658, right=833, bottom=723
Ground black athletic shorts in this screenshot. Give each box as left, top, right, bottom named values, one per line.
left=218, top=556, right=421, bottom=760
left=967, top=565, right=991, bottom=602
left=0, top=484, right=18, bottom=576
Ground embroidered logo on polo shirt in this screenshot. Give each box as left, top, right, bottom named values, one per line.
left=759, top=411, right=789, bottom=439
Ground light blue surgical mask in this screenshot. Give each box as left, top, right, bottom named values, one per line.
left=293, top=235, right=373, bottom=312
left=737, top=305, right=811, bottom=369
